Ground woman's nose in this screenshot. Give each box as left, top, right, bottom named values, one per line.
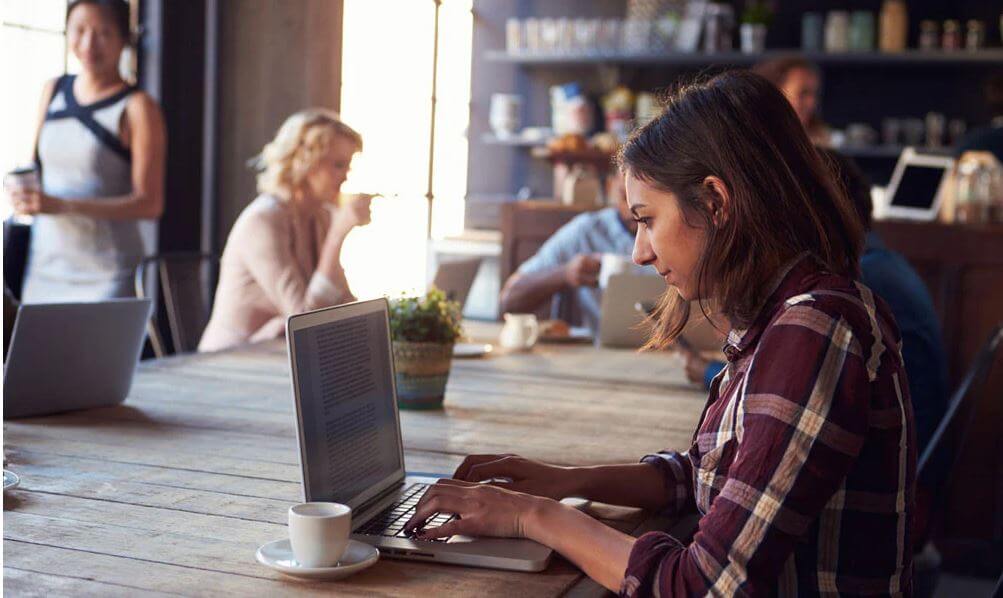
left=632, top=230, right=654, bottom=266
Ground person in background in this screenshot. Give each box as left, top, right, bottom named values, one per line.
left=956, top=74, right=1003, bottom=164
left=753, top=56, right=830, bottom=146
left=681, top=148, right=947, bottom=453
left=199, top=109, right=371, bottom=352
left=498, top=174, right=637, bottom=329
left=404, top=72, right=914, bottom=595
left=7, top=0, right=166, bottom=302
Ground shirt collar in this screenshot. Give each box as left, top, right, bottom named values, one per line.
left=723, top=252, right=817, bottom=360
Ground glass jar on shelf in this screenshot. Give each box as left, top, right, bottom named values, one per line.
left=918, top=20, right=939, bottom=51
left=965, top=20, right=985, bottom=51
left=942, top=20, right=962, bottom=51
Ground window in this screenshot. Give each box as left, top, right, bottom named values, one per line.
left=338, top=0, right=472, bottom=299
left=0, top=0, right=68, bottom=217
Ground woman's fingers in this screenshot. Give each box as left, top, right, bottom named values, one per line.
left=403, top=490, right=468, bottom=534
left=466, top=455, right=523, bottom=482
left=434, top=477, right=477, bottom=488
left=453, top=454, right=509, bottom=480
left=416, top=518, right=466, bottom=540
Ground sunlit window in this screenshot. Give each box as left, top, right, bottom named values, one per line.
left=0, top=0, right=68, bottom=217
left=339, top=0, right=472, bottom=300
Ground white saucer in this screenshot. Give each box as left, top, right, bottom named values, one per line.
left=453, top=342, right=493, bottom=358
left=256, top=539, right=379, bottom=580
left=3, top=470, right=19, bottom=493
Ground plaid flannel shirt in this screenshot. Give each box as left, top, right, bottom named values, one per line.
left=621, top=256, right=916, bottom=597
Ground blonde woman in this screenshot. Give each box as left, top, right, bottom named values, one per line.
left=199, top=109, right=371, bottom=352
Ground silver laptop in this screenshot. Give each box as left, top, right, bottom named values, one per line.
left=3, top=298, right=153, bottom=419
left=431, top=257, right=481, bottom=310
left=598, top=273, right=666, bottom=348
left=286, top=298, right=552, bottom=571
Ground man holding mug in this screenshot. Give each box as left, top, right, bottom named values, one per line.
left=499, top=174, right=638, bottom=329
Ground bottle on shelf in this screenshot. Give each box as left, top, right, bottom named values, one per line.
left=942, top=20, right=962, bottom=51
left=879, top=0, right=907, bottom=52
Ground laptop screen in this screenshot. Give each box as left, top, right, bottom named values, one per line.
left=888, top=164, right=947, bottom=210
left=289, top=301, right=404, bottom=506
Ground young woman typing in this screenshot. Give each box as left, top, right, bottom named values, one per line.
left=403, top=71, right=915, bottom=596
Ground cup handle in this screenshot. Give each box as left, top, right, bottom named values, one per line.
left=525, top=320, right=539, bottom=347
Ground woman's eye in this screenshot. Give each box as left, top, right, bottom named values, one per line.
left=634, top=217, right=651, bottom=226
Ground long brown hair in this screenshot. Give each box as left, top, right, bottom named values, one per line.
left=618, top=70, right=862, bottom=349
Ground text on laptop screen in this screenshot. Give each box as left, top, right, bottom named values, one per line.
left=890, top=164, right=946, bottom=209
left=291, top=309, right=402, bottom=504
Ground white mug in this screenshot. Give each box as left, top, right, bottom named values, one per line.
left=500, top=313, right=539, bottom=350
left=288, top=502, right=352, bottom=568
left=489, top=94, right=522, bottom=138
left=599, top=253, right=636, bottom=289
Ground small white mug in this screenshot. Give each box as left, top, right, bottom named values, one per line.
left=288, top=502, right=352, bottom=568
left=599, top=253, right=635, bottom=289
left=500, top=313, right=539, bottom=350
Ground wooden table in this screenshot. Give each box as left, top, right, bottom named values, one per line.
left=3, top=322, right=707, bottom=596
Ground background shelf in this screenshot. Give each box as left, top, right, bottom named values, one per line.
left=485, top=49, right=1003, bottom=67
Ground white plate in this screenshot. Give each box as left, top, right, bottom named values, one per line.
left=3, top=470, right=20, bottom=493
left=256, top=539, right=379, bottom=580
left=453, top=343, right=493, bottom=358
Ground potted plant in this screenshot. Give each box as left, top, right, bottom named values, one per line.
left=740, top=1, right=772, bottom=54
left=389, top=288, right=463, bottom=410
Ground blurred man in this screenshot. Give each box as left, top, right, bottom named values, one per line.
left=499, top=175, right=636, bottom=329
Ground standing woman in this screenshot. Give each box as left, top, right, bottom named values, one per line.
left=11, top=0, right=166, bottom=302
left=404, top=71, right=915, bottom=596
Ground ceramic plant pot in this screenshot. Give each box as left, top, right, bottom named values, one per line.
left=392, top=340, right=454, bottom=409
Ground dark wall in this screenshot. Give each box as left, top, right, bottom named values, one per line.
left=140, top=0, right=208, bottom=253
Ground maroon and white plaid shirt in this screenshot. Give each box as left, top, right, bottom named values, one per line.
left=622, top=256, right=916, bottom=597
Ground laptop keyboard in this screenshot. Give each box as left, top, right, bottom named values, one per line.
left=357, top=483, right=455, bottom=542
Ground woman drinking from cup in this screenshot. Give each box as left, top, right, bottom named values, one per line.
left=9, top=0, right=166, bottom=302
left=404, top=71, right=915, bottom=596
left=199, top=109, right=372, bottom=352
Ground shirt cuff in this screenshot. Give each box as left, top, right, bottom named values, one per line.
left=620, top=531, right=686, bottom=597
left=640, top=451, right=692, bottom=515
left=307, top=272, right=349, bottom=306
left=704, top=361, right=726, bottom=390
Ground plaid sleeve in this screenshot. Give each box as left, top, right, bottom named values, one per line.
left=622, top=302, right=872, bottom=597
left=639, top=451, right=695, bottom=516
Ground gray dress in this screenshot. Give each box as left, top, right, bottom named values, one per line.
left=23, top=75, right=150, bottom=303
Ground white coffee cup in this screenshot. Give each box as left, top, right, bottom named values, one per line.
left=288, top=502, right=352, bottom=568
left=599, top=253, right=635, bottom=289
left=500, top=313, right=539, bottom=350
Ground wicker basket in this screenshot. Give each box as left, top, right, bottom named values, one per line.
left=392, top=341, right=454, bottom=409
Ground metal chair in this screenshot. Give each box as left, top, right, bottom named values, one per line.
left=135, top=253, right=219, bottom=358
left=913, top=322, right=1003, bottom=598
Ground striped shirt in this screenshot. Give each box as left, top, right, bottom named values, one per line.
left=622, top=256, right=916, bottom=597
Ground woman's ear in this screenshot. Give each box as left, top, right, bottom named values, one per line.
left=702, top=176, right=731, bottom=228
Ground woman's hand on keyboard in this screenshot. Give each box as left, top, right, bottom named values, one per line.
left=402, top=478, right=550, bottom=541
left=451, top=454, right=578, bottom=500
